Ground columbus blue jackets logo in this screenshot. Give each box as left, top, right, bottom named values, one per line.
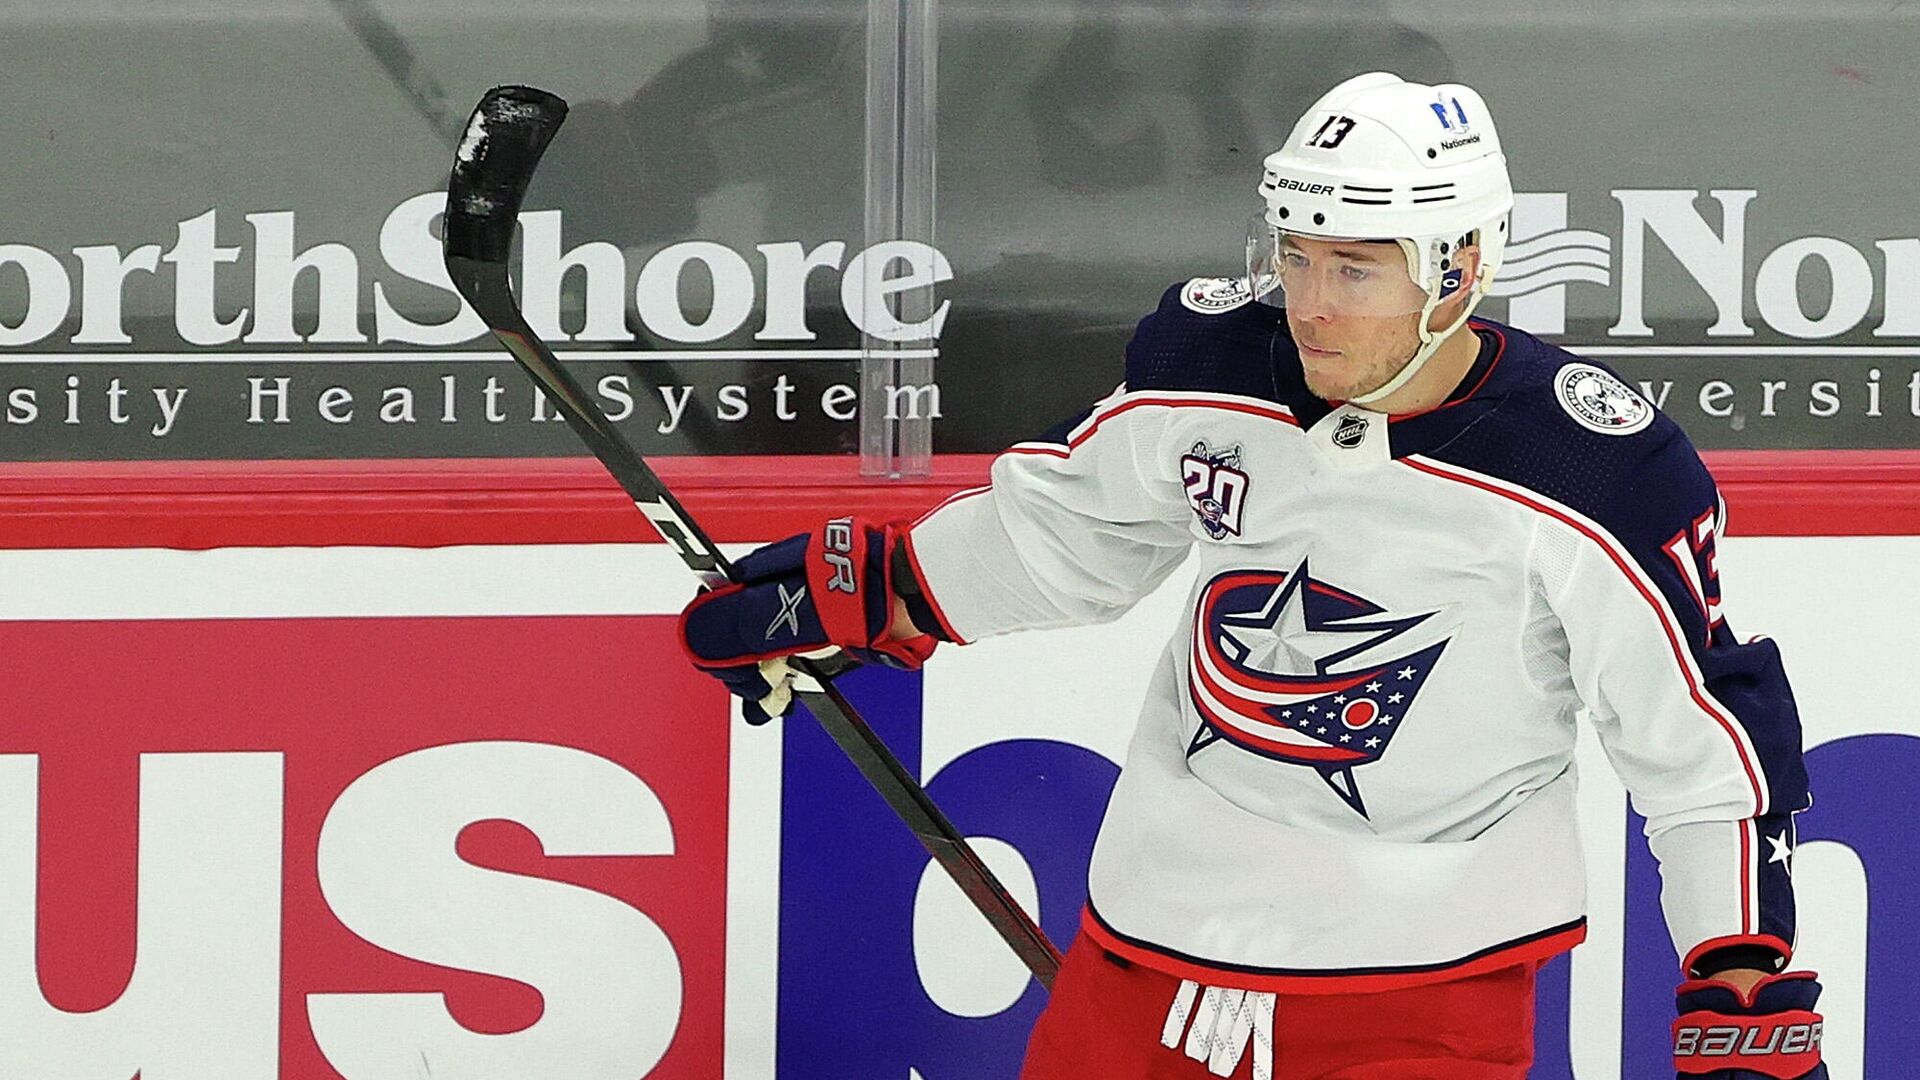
left=1180, top=441, right=1249, bottom=540
left=1188, top=561, right=1449, bottom=817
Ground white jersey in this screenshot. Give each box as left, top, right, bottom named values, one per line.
left=904, top=279, right=1810, bottom=992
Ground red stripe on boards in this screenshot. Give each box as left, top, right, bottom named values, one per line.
left=0, top=449, right=1914, bottom=548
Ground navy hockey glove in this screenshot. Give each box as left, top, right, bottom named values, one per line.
left=678, top=517, right=937, bottom=722
left=1673, top=971, right=1826, bottom=1079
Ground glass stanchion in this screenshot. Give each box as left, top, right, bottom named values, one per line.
left=860, top=0, right=938, bottom=478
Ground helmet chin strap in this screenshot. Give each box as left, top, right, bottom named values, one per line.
left=1348, top=252, right=1487, bottom=408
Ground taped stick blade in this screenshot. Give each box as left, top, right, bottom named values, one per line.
left=444, top=85, right=569, bottom=265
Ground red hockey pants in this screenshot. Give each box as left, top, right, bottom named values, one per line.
left=1020, top=929, right=1537, bottom=1080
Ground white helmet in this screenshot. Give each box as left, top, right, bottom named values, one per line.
left=1250, top=72, right=1514, bottom=404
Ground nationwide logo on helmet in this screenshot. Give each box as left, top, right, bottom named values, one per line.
left=1187, top=561, right=1448, bottom=817
left=1430, top=95, right=1472, bottom=132
left=1428, top=95, right=1483, bottom=151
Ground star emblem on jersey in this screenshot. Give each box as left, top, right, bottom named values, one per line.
left=1187, top=561, right=1449, bottom=817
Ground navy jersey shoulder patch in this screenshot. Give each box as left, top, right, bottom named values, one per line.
left=1125, top=279, right=1286, bottom=401
left=1178, top=276, right=1254, bottom=314
left=1551, top=361, right=1656, bottom=436
left=1419, top=326, right=1712, bottom=544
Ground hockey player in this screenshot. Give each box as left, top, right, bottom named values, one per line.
left=680, top=73, right=1824, bottom=1079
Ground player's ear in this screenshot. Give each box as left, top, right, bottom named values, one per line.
left=1429, top=243, right=1482, bottom=329
left=1452, top=243, right=1483, bottom=290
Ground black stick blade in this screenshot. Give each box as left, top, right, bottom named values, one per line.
left=444, top=85, right=569, bottom=266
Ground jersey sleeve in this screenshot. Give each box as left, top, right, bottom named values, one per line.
left=1535, top=425, right=1811, bottom=975
left=904, top=384, right=1196, bottom=642
left=903, top=283, right=1243, bottom=642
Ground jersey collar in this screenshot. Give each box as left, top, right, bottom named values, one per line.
left=1278, top=319, right=1512, bottom=463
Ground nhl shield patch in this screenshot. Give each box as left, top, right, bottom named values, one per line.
left=1331, top=413, right=1371, bottom=449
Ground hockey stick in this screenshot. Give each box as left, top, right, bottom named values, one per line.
left=442, top=85, right=1062, bottom=989
left=328, top=0, right=465, bottom=145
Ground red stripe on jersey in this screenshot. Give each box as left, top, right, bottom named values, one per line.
left=1741, top=819, right=1756, bottom=935
left=1195, top=627, right=1387, bottom=700
left=1383, top=321, right=1511, bottom=420
left=1081, top=906, right=1587, bottom=994
left=1307, top=581, right=1369, bottom=605
left=1005, top=395, right=1300, bottom=460
left=1186, top=681, right=1371, bottom=763
left=911, top=484, right=989, bottom=527
left=1399, top=456, right=1769, bottom=816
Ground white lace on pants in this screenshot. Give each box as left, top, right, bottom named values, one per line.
left=1161, top=978, right=1277, bottom=1079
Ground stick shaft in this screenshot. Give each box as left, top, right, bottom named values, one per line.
left=442, top=86, right=1062, bottom=987
left=327, top=0, right=464, bottom=144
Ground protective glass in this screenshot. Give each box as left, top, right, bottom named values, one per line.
left=1246, top=215, right=1429, bottom=317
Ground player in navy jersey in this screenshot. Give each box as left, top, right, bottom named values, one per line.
left=680, top=72, right=1824, bottom=1079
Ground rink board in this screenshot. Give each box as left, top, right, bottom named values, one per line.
left=0, top=454, right=1909, bottom=1080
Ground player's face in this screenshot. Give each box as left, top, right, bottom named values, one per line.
left=1278, top=236, right=1470, bottom=402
